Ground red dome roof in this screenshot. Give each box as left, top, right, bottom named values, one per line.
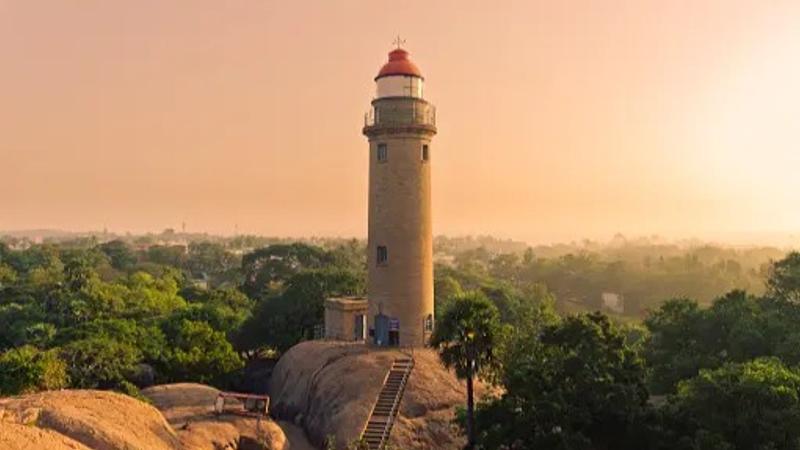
left=375, top=48, right=423, bottom=80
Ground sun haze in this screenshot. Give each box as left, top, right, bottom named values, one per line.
left=1, top=1, right=798, bottom=244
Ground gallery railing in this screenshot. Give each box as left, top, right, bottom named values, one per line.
left=364, top=101, right=436, bottom=128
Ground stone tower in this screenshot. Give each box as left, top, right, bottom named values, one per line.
left=364, top=46, right=436, bottom=347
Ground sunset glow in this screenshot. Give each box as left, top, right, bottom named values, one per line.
left=1, top=1, right=798, bottom=244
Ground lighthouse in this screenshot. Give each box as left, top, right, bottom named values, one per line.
left=364, top=45, right=437, bottom=347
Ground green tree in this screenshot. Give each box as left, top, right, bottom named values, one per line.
left=644, top=298, right=712, bottom=393
left=236, top=269, right=363, bottom=354
left=645, top=291, right=787, bottom=394
left=56, top=318, right=166, bottom=363
left=146, top=245, right=187, bottom=268
left=430, top=292, right=504, bottom=448
left=98, top=240, right=138, bottom=271
left=477, top=312, right=649, bottom=450
left=0, top=302, right=47, bottom=350
left=241, top=243, right=332, bottom=298
left=60, top=337, right=141, bottom=389
left=0, top=345, right=68, bottom=395
left=668, top=358, right=800, bottom=450
left=433, top=275, right=463, bottom=321
left=162, top=320, right=243, bottom=384
left=0, top=262, right=18, bottom=287
left=117, top=271, right=186, bottom=318
left=186, top=241, right=238, bottom=284
left=767, top=252, right=800, bottom=302
left=64, top=256, right=97, bottom=291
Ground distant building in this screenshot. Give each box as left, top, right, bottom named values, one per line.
left=601, top=292, right=624, bottom=314
left=325, top=45, right=436, bottom=348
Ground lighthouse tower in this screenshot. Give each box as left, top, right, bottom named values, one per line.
left=364, top=45, right=436, bottom=347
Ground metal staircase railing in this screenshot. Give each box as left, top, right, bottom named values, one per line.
left=360, top=357, right=415, bottom=449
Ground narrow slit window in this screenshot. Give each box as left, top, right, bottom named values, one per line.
left=377, top=246, right=388, bottom=265
left=421, top=144, right=429, bottom=162
left=377, top=143, right=388, bottom=162
left=424, top=314, right=434, bottom=332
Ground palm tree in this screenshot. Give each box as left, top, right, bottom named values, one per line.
left=431, top=291, right=503, bottom=449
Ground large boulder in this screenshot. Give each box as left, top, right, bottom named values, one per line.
left=269, top=341, right=484, bottom=449
left=0, top=385, right=301, bottom=450
left=0, top=390, right=180, bottom=450
left=0, top=422, right=90, bottom=450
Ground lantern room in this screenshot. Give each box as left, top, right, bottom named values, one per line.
left=375, top=48, right=424, bottom=99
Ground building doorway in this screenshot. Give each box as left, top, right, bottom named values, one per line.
left=388, top=330, right=400, bottom=346
left=388, top=318, right=400, bottom=346
left=374, top=314, right=389, bottom=346
left=374, top=314, right=399, bottom=347
left=354, top=314, right=365, bottom=340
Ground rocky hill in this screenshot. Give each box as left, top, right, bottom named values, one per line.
left=269, top=341, right=488, bottom=449
left=0, top=386, right=299, bottom=450
left=0, top=390, right=180, bottom=450
left=1, top=343, right=476, bottom=450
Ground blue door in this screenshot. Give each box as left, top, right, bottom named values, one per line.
left=374, top=314, right=389, bottom=346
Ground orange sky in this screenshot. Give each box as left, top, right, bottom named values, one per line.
left=1, top=1, right=799, bottom=245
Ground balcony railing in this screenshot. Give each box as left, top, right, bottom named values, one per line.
left=364, top=101, right=436, bottom=128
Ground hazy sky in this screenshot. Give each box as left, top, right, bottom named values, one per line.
left=1, top=1, right=799, bottom=244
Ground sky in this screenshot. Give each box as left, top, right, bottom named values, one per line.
left=1, top=0, right=799, bottom=245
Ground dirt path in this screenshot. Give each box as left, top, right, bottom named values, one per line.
left=277, top=421, right=315, bottom=450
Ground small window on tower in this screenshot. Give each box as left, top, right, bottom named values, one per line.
left=421, top=145, right=429, bottom=162
left=424, top=314, right=433, bottom=332
left=377, top=144, right=388, bottom=163
left=377, top=246, right=388, bottom=265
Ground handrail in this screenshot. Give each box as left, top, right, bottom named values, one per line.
left=364, top=103, right=436, bottom=128
left=360, top=356, right=416, bottom=450
left=359, top=360, right=395, bottom=440
left=378, top=358, right=414, bottom=448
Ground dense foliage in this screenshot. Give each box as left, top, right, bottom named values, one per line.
left=668, top=358, right=800, bottom=449
left=476, top=313, right=649, bottom=450
left=3, top=231, right=800, bottom=450
left=436, top=238, right=782, bottom=318
left=0, top=237, right=364, bottom=396
left=452, top=250, right=800, bottom=449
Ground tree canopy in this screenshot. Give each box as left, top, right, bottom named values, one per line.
left=431, top=291, right=505, bottom=448
left=476, top=312, right=649, bottom=450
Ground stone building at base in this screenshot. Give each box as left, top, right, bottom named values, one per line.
left=324, top=297, right=368, bottom=342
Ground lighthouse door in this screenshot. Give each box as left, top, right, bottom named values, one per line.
left=388, top=318, right=400, bottom=346
left=374, top=314, right=389, bottom=346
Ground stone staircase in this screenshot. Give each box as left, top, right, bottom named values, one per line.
left=361, top=357, right=415, bottom=449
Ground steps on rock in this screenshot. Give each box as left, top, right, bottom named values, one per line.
left=360, top=357, right=415, bottom=450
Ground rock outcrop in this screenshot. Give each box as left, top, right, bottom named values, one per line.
left=0, top=385, right=298, bottom=450
left=269, top=341, right=485, bottom=449
left=0, top=390, right=180, bottom=450
left=0, top=422, right=91, bottom=450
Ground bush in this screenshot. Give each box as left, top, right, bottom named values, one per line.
left=0, top=345, right=68, bottom=395
left=162, top=320, right=243, bottom=384
left=669, top=358, right=800, bottom=449
left=60, top=337, right=141, bottom=389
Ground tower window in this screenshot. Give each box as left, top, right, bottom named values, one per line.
left=377, top=246, right=388, bottom=265
left=377, top=143, right=388, bottom=162
left=421, top=144, right=429, bottom=162
left=424, top=314, right=433, bottom=332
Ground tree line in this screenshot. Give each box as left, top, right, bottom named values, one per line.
left=2, top=235, right=799, bottom=449
left=431, top=252, right=800, bottom=449
left=0, top=239, right=364, bottom=397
